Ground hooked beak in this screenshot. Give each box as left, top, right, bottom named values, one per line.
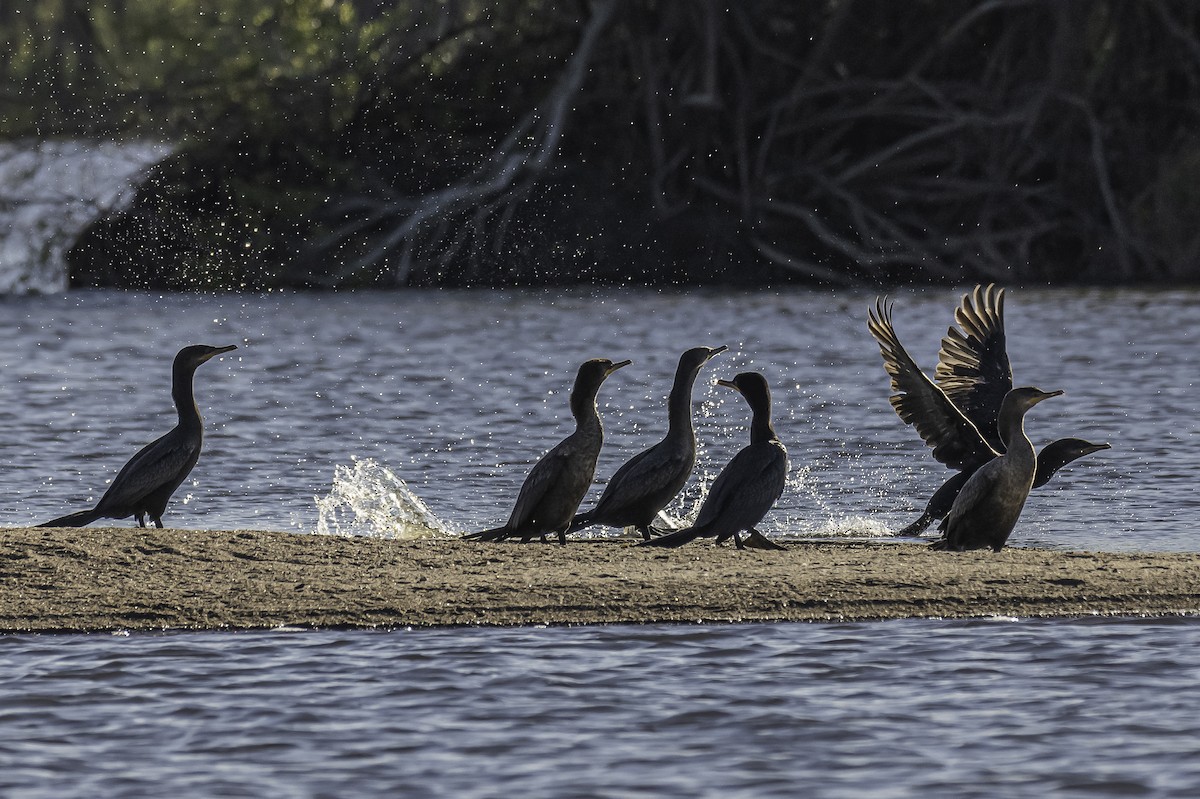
left=608, top=359, right=632, bottom=374
left=716, top=377, right=739, bottom=393
left=202, top=344, right=238, bottom=362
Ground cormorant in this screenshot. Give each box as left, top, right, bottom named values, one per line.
left=931, top=386, right=1062, bottom=551
left=463, top=357, right=630, bottom=544
left=867, top=285, right=1108, bottom=536
left=37, top=344, right=238, bottom=528
left=641, top=372, right=788, bottom=550
left=567, top=345, right=726, bottom=541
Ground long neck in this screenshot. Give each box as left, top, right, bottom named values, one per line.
left=570, top=381, right=601, bottom=432
left=999, top=404, right=1034, bottom=467
left=172, top=363, right=202, bottom=431
left=749, top=396, right=777, bottom=444
left=666, top=361, right=701, bottom=437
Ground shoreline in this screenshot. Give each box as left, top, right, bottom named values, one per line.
left=2, top=527, right=1198, bottom=634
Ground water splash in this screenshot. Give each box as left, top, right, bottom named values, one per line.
left=315, top=457, right=453, bottom=539
left=0, top=140, right=171, bottom=293
left=800, top=514, right=894, bottom=539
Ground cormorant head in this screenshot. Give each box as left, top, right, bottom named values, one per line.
left=678, top=345, right=727, bottom=373
left=573, top=357, right=631, bottom=392
left=174, top=344, right=238, bottom=372
left=570, top=358, right=630, bottom=417
left=716, top=372, right=772, bottom=408
left=1001, top=386, right=1063, bottom=417
left=1032, top=437, right=1110, bottom=489
left=1038, top=438, right=1111, bottom=470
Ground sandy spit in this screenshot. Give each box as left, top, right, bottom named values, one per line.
left=2, top=527, right=1198, bottom=634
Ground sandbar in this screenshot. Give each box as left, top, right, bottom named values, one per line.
left=2, top=527, right=1198, bottom=634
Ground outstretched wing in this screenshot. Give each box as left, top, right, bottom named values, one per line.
left=868, top=298, right=997, bottom=471
left=935, top=284, right=1012, bottom=451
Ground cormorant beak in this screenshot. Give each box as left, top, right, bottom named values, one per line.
left=716, top=377, right=739, bottom=393
left=203, top=344, right=239, bottom=362
left=1037, top=389, right=1065, bottom=403
left=1087, top=442, right=1113, bottom=454
left=608, top=359, right=632, bottom=374
left=707, top=345, right=728, bottom=360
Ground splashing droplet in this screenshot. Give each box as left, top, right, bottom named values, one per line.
left=316, top=457, right=453, bottom=539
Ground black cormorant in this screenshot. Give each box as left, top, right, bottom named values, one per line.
left=464, top=357, right=630, bottom=544
left=931, top=386, right=1062, bottom=551
left=867, top=285, right=1108, bottom=536
left=568, top=345, right=726, bottom=540
left=37, top=344, right=238, bottom=528
left=641, top=372, right=788, bottom=550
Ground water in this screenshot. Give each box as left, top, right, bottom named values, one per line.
left=1, top=286, right=1197, bottom=796
left=3, top=618, right=1200, bottom=798
left=0, top=286, right=1187, bottom=548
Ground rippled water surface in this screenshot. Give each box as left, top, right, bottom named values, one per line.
left=1, top=287, right=1198, bottom=796
left=0, top=286, right=1191, bottom=548
left=4, top=618, right=1200, bottom=798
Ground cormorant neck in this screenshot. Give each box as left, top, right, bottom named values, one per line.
left=570, top=382, right=601, bottom=428
left=666, top=361, right=701, bottom=436
left=998, top=405, right=1033, bottom=461
left=749, top=397, right=777, bottom=444
left=172, top=363, right=202, bottom=430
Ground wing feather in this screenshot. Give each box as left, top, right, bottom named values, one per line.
left=695, top=440, right=787, bottom=535
left=96, top=430, right=198, bottom=513
left=934, top=284, right=1012, bottom=450
left=868, top=298, right=996, bottom=471
left=593, top=441, right=690, bottom=515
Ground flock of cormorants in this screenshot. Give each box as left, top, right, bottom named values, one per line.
left=34, top=285, right=1107, bottom=552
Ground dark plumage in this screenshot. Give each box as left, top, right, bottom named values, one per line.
left=464, top=357, right=630, bottom=544
left=37, top=344, right=238, bottom=528
left=932, top=386, right=1062, bottom=551
left=641, top=372, right=788, bottom=550
left=568, top=345, right=726, bottom=540
left=867, top=285, right=1109, bottom=536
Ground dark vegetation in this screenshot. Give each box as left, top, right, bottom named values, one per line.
left=4, top=1, right=1200, bottom=289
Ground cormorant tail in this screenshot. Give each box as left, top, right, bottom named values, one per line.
left=895, top=511, right=937, bottom=537
left=638, top=526, right=701, bottom=548
left=742, top=529, right=786, bottom=550
left=462, top=526, right=509, bottom=542
left=37, top=509, right=103, bottom=528
left=566, top=509, right=595, bottom=535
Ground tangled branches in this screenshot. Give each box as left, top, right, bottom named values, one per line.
left=617, top=0, right=1199, bottom=285
left=55, top=0, right=1200, bottom=288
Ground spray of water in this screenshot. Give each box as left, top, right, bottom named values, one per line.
left=315, top=457, right=454, bottom=539
left=781, top=463, right=893, bottom=538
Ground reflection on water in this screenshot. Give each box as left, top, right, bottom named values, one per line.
left=0, top=286, right=1192, bottom=550
left=3, top=618, right=1200, bottom=798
